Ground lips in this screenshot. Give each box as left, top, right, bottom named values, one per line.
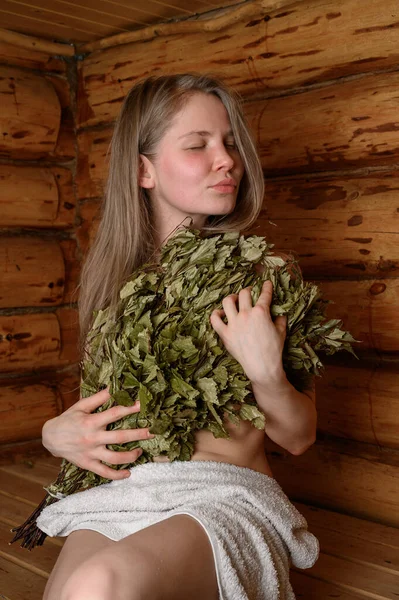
left=211, top=179, right=237, bottom=193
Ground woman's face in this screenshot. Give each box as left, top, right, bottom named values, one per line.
left=140, top=92, right=245, bottom=233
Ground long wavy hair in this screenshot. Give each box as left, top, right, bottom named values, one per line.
left=77, top=73, right=264, bottom=356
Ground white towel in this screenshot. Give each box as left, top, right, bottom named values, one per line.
left=37, top=460, right=319, bottom=599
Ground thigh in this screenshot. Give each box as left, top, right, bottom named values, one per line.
left=63, top=515, right=219, bottom=600
left=44, top=529, right=115, bottom=600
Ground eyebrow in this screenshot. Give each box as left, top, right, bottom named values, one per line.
left=178, top=129, right=234, bottom=139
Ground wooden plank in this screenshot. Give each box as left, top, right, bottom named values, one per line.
left=302, top=552, right=399, bottom=599
left=296, top=502, right=399, bottom=551
left=316, top=362, right=399, bottom=449
left=291, top=570, right=373, bottom=599
left=0, top=65, right=60, bottom=159
left=0, top=308, right=79, bottom=372
left=0, top=521, right=61, bottom=576
left=0, top=9, right=95, bottom=43
left=0, top=556, right=46, bottom=600
left=0, top=462, right=62, bottom=487
left=0, top=471, right=47, bottom=506
left=8, top=0, right=148, bottom=31
left=78, top=0, right=399, bottom=127
left=0, top=41, right=66, bottom=72
left=296, top=503, right=399, bottom=573
left=266, top=439, right=399, bottom=528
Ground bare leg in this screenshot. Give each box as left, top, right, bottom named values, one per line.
left=59, top=515, right=219, bottom=600
left=44, top=530, right=115, bottom=600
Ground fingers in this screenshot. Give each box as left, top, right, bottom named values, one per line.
left=98, top=426, right=155, bottom=446
left=78, top=387, right=112, bottom=412
left=83, top=458, right=139, bottom=481
left=99, top=447, right=145, bottom=466
left=274, top=314, right=287, bottom=337
left=92, top=401, right=141, bottom=428
left=255, top=280, right=273, bottom=311
left=221, top=293, right=239, bottom=319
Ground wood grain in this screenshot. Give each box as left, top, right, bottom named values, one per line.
left=78, top=0, right=399, bottom=127
left=316, top=362, right=399, bottom=449
left=0, top=308, right=79, bottom=372
left=266, top=438, right=399, bottom=527
left=0, top=165, right=76, bottom=229
left=0, top=65, right=60, bottom=159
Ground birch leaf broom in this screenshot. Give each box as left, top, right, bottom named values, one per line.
left=11, top=228, right=357, bottom=549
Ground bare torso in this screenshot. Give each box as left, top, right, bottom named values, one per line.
left=153, top=412, right=273, bottom=478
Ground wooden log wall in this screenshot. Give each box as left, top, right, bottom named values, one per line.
left=0, top=42, right=81, bottom=463
left=75, top=0, right=399, bottom=529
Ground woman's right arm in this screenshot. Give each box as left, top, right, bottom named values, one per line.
left=41, top=388, right=155, bottom=480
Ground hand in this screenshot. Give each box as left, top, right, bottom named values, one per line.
left=42, top=388, right=155, bottom=480
left=210, top=280, right=287, bottom=387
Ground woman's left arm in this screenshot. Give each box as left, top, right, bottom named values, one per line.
left=251, top=376, right=317, bottom=455
left=210, top=279, right=317, bottom=456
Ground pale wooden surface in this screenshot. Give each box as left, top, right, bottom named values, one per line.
left=0, top=0, right=245, bottom=44
left=0, top=455, right=397, bottom=599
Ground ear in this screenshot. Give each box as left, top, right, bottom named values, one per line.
left=139, top=154, right=155, bottom=189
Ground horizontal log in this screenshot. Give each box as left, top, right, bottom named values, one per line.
left=0, top=40, right=66, bottom=72
left=0, top=65, right=60, bottom=159
left=59, top=239, right=81, bottom=305
left=76, top=128, right=110, bottom=199
left=46, top=74, right=75, bottom=162
left=78, top=0, right=399, bottom=128
left=255, top=171, right=399, bottom=279
left=0, top=368, right=80, bottom=445
left=266, top=438, right=399, bottom=527
left=317, top=362, right=399, bottom=449
left=245, top=70, right=399, bottom=175
left=0, top=440, right=49, bottom=466
left=0, top=165, right=76, bottom=229
left=0, top=308, right=79, bottom=373
left=0, top=26, right=74, bottom=57
left=75, top=199, right=101, bottom=254
left=0, top=384, right=59, bottom=444
left=0, top=237, right=65, bottom=308
left=320, top=278, right=399, bottom=354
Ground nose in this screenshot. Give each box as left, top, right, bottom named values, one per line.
left=212, top=144, right=235, bottom=172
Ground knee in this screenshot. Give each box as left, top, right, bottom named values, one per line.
left=60, top=550, right=154, bottom=600
left=60, top=557, right=117, bottom=600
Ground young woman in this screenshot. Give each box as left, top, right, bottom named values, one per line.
left=41, top=74, right=318, bottom=600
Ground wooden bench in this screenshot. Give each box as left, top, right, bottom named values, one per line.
left=0, top=457, right=397, bottom=599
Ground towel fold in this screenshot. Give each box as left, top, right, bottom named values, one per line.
left=37, top=460, right=319, bottom=600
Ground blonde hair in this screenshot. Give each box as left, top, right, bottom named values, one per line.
left=77, top=73, right=264, bottom=356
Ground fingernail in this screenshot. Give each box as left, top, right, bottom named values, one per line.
left=122, top=471, right=130, bottom=478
